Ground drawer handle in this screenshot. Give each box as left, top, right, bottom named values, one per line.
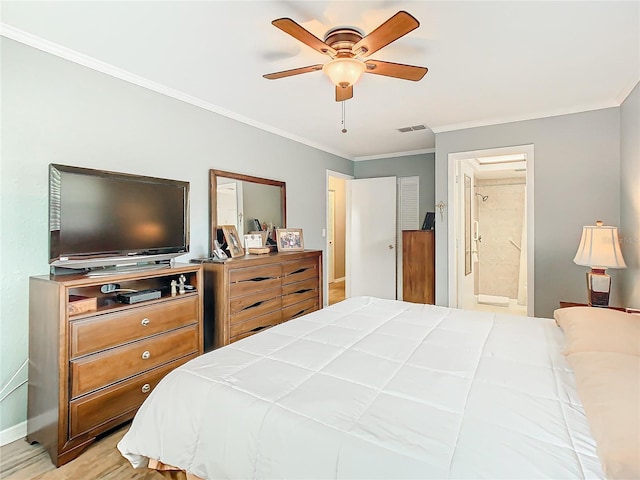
left=141, top=384, right=151, bottom=394
left=250, top=325, right=271, bottom=333
left=141, top=350, right=151, bottom=360
left=290, top=267, right=308, bottom=275
left=248, top=276, right=275, bottom=282
left=241, top=300, right=264, bottom=311
left=141, top=318, right=150, bottom=327
left=290, top=309, right=306, bottom=319
left=293, top=288, right=313, bottom=295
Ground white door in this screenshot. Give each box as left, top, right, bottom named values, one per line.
left=217, top=181, right=244, bottom=233
left=396, top=176, right=420, bottom=300
left=348, top=177, right=397, bottom=299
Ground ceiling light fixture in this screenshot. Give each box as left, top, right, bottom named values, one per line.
left=476, top=153, right=526, bottom=164
left=322, top=58, right=366, bottom=88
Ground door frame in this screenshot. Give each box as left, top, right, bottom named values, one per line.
left=326, top=170, right=353, bottom=307
left=447, top=144, right=535, bottom=316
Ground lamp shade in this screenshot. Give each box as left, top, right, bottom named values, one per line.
left=322, top=58, right=366, bottom=88
left=573, top=221, right=626, bottom=269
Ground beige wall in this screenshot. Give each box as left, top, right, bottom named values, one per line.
left=475, top=178, right=525, bottom=299
left=329, top=176, right=346, bottom=280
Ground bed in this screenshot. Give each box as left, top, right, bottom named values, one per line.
left=118, top=296, right=639, bottom=479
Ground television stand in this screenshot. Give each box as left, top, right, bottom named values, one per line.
left=27, top=263, right=203, bottom=467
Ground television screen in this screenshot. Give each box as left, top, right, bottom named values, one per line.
left=49, top=164, right=189, bottom=268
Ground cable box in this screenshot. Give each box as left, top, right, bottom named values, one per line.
left=116, top=289, right=161, bottom=304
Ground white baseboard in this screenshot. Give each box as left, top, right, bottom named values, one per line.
left=0, top=420, right=27, bottom=446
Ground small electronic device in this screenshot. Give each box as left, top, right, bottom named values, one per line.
left=212, top=240, right=228, bottom=259
left=421, top=212, right=435, bottom=230
left=116, top=289, right=161, bottom=304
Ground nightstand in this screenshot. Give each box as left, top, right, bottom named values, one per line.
left=559, top=301, right=627, bottom=312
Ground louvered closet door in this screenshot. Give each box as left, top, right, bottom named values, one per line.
left=397, top=176, right=420, bottom=300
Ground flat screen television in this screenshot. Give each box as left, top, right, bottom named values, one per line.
left=49, top=164, right=189, bottom=272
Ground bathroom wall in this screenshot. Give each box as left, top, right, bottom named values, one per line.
left=476, top=177, right=526, bottom=299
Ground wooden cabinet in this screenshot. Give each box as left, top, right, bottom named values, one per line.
left=27, top=264, right=203, bottom=467
left=402, top=230, right=435, bottom=304
left=204, top=250, right=322, bottom=350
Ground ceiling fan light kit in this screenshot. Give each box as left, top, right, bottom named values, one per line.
left=322, top=58, right=366, bottom=88
left=264, top=11, right=428, bottom=102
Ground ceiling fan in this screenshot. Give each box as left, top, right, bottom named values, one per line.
left=263, top=11, right=428, bottom=102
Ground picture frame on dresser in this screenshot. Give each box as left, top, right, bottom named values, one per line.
left=276, top=228, right=304, bottom=252
left=221, top=225, right=244, bottom=257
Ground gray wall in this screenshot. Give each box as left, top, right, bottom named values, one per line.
left=0, top=38, right=353, bottom=432
left=620, top=82, right=640, bottom=309
left=435, top=108, right=621, bottom=318
left=353, top=153, right=436, bottom=225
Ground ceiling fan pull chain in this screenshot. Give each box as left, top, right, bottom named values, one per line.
left=341, top=101, right=347, bottom=134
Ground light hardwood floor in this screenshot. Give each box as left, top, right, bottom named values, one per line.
left=328, top=280, right=345, bottom=305
left=0, top=425, right=185, bottom=480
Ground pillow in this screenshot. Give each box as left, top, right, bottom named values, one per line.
left=568, top=352, right=640, bottom=480
left=554, top=307, right=640, bottom=356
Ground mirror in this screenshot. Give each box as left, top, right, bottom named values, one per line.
left=210, top=170, right=286, bottom=255
left=464, top=174, right=472, bottom=276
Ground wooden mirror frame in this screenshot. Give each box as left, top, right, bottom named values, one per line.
left=209, top=169, right=286, bottom=256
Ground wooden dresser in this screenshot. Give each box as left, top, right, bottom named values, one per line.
left=402, top=230, right=435, bottom=304
left=27, top=264, right=203, bottom=467
left=203, top=250, right=322, bottom=350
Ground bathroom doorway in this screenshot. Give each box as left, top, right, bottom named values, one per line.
left=448, top=145, right=534, bottom=316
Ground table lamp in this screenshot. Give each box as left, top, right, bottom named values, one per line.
left=573, top=220, right=626, bottom=307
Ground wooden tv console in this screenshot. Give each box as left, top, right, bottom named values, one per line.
left=27, top=264, right=203, bottom=467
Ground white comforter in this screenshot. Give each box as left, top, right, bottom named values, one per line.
left=118, top=297, right=603, bottom=479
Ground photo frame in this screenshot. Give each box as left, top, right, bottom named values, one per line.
left=276, top=228, right=304, bottom=252
left=244, top=233, right=264, bottom=249
left=221, top=225, right=244, bottom=257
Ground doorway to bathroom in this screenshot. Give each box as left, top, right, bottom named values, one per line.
left=448, top=145, right=535, bottom=316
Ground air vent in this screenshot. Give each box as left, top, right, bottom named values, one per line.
left=397, top=124, right=427, bottom=133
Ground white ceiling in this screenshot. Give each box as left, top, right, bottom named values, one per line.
left=2, top=1, right=638, bottom=161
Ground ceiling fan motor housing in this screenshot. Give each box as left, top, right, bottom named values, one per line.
left=323, top=27, right=366, bottom=57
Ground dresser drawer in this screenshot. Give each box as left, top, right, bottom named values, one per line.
left=282, top=258, right=320, bottom=285
left=282, top=297, right=320, bottom=322
left=282, top=277, right=319, bottom=308
left=69, top=355, right=195, bottom=439
left=230, top=309, right=282, bottom=340
left=70, top=296, right=198, bottom=358
left=70, top=325, right=199, bottom=398
left=229, top=287, right=282, bottom=323
left=229, top=265, right=281, bottom=298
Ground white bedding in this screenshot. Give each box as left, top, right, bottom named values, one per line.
left=118, top=296, right=604, bottom=479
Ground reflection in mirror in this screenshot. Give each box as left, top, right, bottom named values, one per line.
left=464, top=174, right=472, bottom=276
left=210, top=170, right=286, bottom=255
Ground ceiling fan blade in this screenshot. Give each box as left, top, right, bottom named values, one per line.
left=353, top=11, right=419, bottom=57
left=272, top=18, right=337, bottom=57
left=364, top=60, right=428, bottom=81
left=335, top=85, right=353, bottom=102
left=263, top=64, right=324, bottom=80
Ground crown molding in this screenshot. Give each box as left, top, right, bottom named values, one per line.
left=0, top=23, right=355, bottom=161
left=354, top=148, right=435, bottom=162
left=431, top=101, right=623, bottom=134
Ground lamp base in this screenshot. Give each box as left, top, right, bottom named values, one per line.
left=586, top=269, right=610, bottom=307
